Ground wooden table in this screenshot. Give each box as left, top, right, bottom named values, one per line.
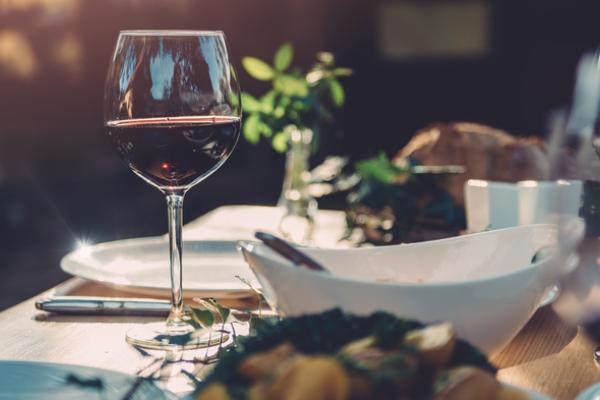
left=0, top=206, right=598, bottom=399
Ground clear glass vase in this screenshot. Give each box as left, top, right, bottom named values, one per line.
left=277, top=126, right=318, bottom=244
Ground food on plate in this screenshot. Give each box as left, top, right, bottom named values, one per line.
left=248, top=355, right=349, bottom=400
left=404, top=321, right=455, bottom=367
left=237, top=342, right=296, bottom=380
left=195, top=309, right=531, bottom=400
left=197, top=384, right=230, bottom=400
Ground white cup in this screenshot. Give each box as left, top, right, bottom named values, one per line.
left=464, top=179, right=583, bottom=232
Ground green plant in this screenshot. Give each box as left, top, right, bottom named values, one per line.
left=240, top=43, right=351, bottom=152
left=355, top=152, right=411, bottom=184
left=346, top=154, right=465, bottom=244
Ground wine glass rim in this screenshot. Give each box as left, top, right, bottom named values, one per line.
left=118, top=29, right=224, bottom=36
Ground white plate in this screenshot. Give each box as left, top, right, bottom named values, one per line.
left=0, top=361, right=174, bottom=399
left=61, top=237, right=260, bottom=298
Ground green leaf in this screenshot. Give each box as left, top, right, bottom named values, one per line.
left=272, top=131, right=289, bottom=153
left=288, top=109, right=300, bottom=123
left=259, top=121, right=273, bottom=138
left=274, top=75, right=309, bottom=97
left=243, top=113, right=261, bottom=144
left=260, top=90, right=277, bottom=113
left=249, top=316, right=269, bottom=333
left=329, top=79, right=345, bottom=107
left=273, top=105, right=286, bottom=119
left=274, top=43, right=293, bottom=71
left=215, top=303, right=231, bottom=322
left=240, top=92, right=261, bottom=113
left=356, top=153, right=409, bottom=184
left=196, top=297, right=231, bottom=324
left=242, top=57, right=274, bottom=81
left=190, top=307, right=214, bottom=328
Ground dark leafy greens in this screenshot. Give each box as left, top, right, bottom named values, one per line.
left=197, top=309, right=494, bottom=399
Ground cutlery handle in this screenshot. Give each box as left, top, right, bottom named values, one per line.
left=35, top=296, right=171, bottom=317
left=254, top=231, right=327, bottom=272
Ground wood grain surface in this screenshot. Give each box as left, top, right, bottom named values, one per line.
left=1, top=281, right=598, bottom=399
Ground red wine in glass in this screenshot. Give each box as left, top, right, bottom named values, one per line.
left=106, top=116, right=240, bottom=190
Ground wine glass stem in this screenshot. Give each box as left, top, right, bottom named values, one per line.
left=166, top=193, right=185, bottom=329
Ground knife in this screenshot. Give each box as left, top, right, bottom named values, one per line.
left=35, top=296, right=171, bottom=316
left=254, top=231, right=328, bottom=272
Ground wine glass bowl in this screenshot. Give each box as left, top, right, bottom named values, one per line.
left=104, top=30, right=241, bottom=194
left=103, top=30, right=241, bottom=349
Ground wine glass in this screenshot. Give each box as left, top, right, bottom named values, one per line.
left=548, top=51, right=600, bottom=338
left=103, top=30, right=241, bottom=349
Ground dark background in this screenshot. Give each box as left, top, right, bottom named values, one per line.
left=0, top=0, right=598, bottom=309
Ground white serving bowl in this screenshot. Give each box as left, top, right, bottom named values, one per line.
left=239, top=224, right=580, bottom=355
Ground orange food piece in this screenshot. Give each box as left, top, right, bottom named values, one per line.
left=238, top=342, right=296, bottom=381
left=268, top=356, right=350, bottom=400
left=195, top=383, right=231, bottom=400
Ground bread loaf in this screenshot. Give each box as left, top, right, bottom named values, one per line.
left=395, top=122, right=549, bottom=205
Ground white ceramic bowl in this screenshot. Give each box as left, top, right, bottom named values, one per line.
left=240, top=225, right=578, bottom=355
left=464, top=179, right=582, bottom=232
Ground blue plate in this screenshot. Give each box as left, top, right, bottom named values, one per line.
left=0, top=361, right=175, bottom=400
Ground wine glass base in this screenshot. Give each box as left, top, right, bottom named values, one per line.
left=126, top=322, right=229, bottom=350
